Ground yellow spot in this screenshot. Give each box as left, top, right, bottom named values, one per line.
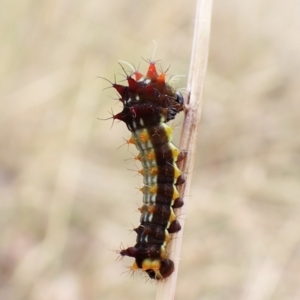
left=140, top=185, right=158, bottom=195
left=141, top=259, right=151, bottom=270
left=171, top=146, right=181, bottom=160
left=169, top=209, right=176, bottom=223
left=146, top=150, right=155, bottom=161
left=139, top=131, right=150, bottom=143
left=142, top=259, right=161, bottom=271
left=149, top=185, right=157, bottom=194
left=164, top=124, right=173, bottom=139
left=159, top=246, right=167, bottom=260
left=172, top=186, right=180, bottom=200
left=164, top=231, right=171, bottom=243
left=149, top=167, right=158, bottom=176
left=140, top=167, right=158, bottom=177
left=151, top=260, right=161, bottom=270
left=173, top=165, right=181, bottom=180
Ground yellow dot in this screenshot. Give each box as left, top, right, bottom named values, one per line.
left=150, top=167, right=158, bottom=175
left=164, top=231, right=171, bottom=243
left=149, top=185, right=157, bottom=194
left=159, top=246, right=167, bottom=260
left=165, top=124, right=173, bottom=139
left=139, top=133, right=149, bottom=142
left=141, top=259, right=152, bottom=270
left=172, top=186, right=180, bottom=200
left=151, top=260, right=161, bottom=270
left=173, top=165, right=181, bottom=180
left=169, top=210, right=176, bottom=222
left=146, top=151, right=155, bottom=161
left=142, top=259, right=161, bottom=271
left=172, top=148, right=180, bottom=159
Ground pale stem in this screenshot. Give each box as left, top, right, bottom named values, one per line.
left=155, top=0, right=213, bottom=299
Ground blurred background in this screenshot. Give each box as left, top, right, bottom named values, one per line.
left=0, top=0, right=299, bottom=299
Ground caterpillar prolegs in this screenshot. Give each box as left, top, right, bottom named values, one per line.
left=108, top=60, right=185, bottom=280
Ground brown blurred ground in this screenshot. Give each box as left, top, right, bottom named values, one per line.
left=1, top=1, right=300, bottom=299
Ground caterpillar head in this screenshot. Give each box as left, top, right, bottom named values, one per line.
left=112, top=61, right=184, bottom=131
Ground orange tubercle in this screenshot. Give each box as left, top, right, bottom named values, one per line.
left=146, top=62, right=158, bottom=80
left=157, top=73, right=165, bottom=84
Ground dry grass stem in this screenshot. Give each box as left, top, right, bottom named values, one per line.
left=156, top=0, right=213, bottom=299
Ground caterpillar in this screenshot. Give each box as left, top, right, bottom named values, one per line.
left=108, top=60, right=185, bottom=280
